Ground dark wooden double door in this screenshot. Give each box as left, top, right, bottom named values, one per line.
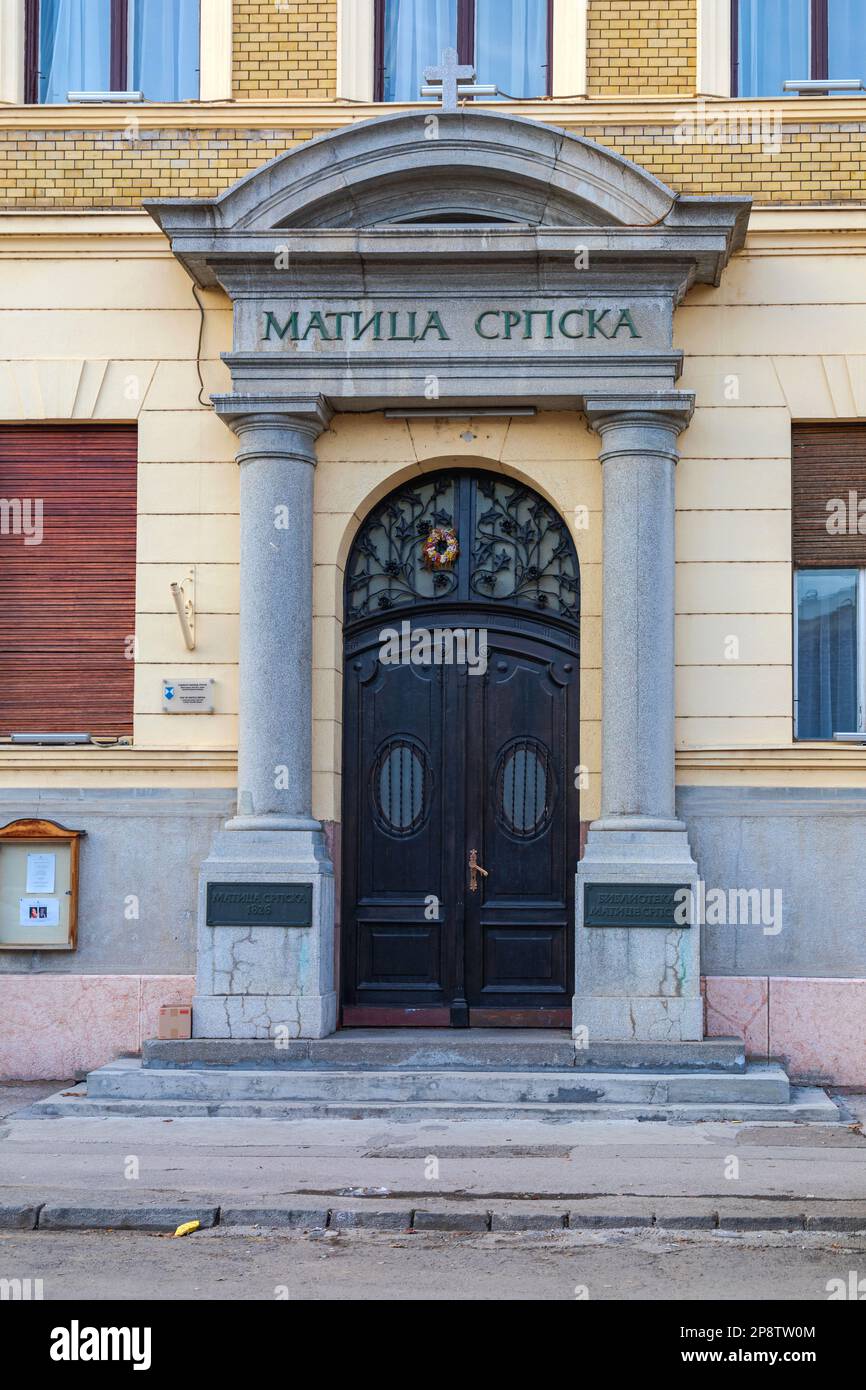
left=342, top=614, right=579, bottom=1026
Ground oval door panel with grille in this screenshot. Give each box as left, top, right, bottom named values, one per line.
left=494, top=737, right=555, bottom=839
left=371, top=737, right=431, bottom=837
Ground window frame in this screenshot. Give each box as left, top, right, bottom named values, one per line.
left=731, top=0, right=836, bottom=97
left=373, top=0, right=554, bottom=103
left=23, top=0, right=204, bottom=104
left=793, top=566, right=866, bottom=741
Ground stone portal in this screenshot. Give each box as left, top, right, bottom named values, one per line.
left=147, top=109, right=749, bottom=1041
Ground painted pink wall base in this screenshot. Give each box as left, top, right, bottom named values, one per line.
left=704, top=975, right=866, bottom=1086
left=0, top=974, right=194, bottom=1081
left=704, top=975, right=769, bottom=1058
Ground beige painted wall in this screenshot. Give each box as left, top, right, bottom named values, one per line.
left=1, top=210, right=866, bottom=812
left=312, top=414, right=602, bottom=821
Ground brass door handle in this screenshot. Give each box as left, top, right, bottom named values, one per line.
left=468, top=848, right=489, bottom=893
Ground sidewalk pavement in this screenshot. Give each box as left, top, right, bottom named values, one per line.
left=1, top=1082, right=865, bottom=1233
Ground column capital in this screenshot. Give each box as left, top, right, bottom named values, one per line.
left=212, top=393, right=334, bottom=445
left=584, top=391, right=695, bottom=461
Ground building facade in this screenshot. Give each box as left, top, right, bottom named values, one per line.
left=1, top=0, right=866, bottom=1088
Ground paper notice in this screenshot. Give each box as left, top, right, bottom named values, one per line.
left=25, top=852, right=56, bottom=894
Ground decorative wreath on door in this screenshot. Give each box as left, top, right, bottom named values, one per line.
left=421, top=525, right=459, bottom=570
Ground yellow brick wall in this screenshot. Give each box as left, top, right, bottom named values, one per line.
left=232, top=0, right=337, bottom=99
left=587, top=0, right=697, bottom=96
left=0, top=120, right=862, bottom=209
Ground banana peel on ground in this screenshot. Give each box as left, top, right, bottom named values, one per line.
left=172, top=1220, right=201, bottom=1238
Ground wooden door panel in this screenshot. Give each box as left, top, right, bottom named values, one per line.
left=464, top=631, right=578, bottom=1011
left=356, top=921, right=443, bottom=992
left=481, top=926, right=567, bottom=991
left=356, top=658, right=443, bottom=900
left=343, top=640, right=451, bottom=1007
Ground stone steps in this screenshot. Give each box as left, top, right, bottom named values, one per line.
left=27, top=1077, right=840, bottom=1125
left=25, top=1030, right=841, bottom=1125
left=141, top=1031, right=747, bottom=1074
left=88, top=1058, right=790, bottom=1106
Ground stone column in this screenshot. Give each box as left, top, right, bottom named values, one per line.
left=574, top=393, right=702, bottom=1043
left=192, top=396, right=338, bottom=1040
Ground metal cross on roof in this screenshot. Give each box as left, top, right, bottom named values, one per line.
left=421, top=48, right=497, bottom=110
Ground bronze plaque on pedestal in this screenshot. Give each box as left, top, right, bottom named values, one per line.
left=584, top=883, right=690, bottom=929
left=206, top=883, right=313, bottom=928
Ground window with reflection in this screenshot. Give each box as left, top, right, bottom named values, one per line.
left=795, top=569, right=861, bottom=739
left=377, top=0, right=551, bottom=103
left=27, top=0, right=200, bottom=103
left=734, top=0, right=866, bottom=96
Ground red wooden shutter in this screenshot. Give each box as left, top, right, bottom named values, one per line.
left=793, top=424, right=866, bottom=566
left=0, top=424, right=137, bottom=738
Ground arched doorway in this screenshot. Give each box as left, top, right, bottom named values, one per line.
left=341, top=469, right=580, bottom=1028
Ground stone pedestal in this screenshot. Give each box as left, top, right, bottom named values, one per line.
left=191, top=398, right=337, bottom=1041
left=193, top=829, right=336, bottom=1039
left=575, top=395, right=702, bottom=1042
left=574, top=827, right=701, bottom=1041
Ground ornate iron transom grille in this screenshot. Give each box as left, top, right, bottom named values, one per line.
left=345, top=471, right=579, bottom=625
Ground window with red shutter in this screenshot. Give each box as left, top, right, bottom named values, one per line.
left=0, top=424, right=137, bottom=739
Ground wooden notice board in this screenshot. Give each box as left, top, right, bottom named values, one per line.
left=0, top=819, right=84, bottom=950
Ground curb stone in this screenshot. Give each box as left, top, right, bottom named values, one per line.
left=15, top=1201, right=866, bottom=1234
left=569, top=1211, right=654, bottom=1229
left=716, top=1214, right=805, bottom=1232
left=413, top=1211, right=491, bottom=1233
left=0, top=1203, right=41, bottom=1230
left=330, top=1209, right=414, bottom=1230
left=654, top=1212, right=716, bottom=1230
left=715, top=1203, right=807, bottom=1232
left=38, top=1204, right=219, bottom=1232
left=491, top=1212, right=567, bottom=1231
left=220, top=1207, right=329, bottom=1229
left=805, top=1214, right=866, bottom=1232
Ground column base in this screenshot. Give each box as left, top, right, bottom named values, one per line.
left=193, top=825, right=337, bottom=1041
left=192, top=992, right=337, bottom=1041
left=573, top=823, right=702, bottom=1043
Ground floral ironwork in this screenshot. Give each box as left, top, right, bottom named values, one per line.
left=345, top=476, right=458, bottom=621
left=470, top=477, right=578, bottom=620
left=345, top=472, right=579, bottom=625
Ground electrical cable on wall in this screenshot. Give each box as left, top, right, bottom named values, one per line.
left=192, top=282, right=210, bottom=407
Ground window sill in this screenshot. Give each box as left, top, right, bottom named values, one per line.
left=3, top=92, right=866, bottom=127
left=678, top=744, right=866, bottom=769
left=0, top=746, right=237, bottom=770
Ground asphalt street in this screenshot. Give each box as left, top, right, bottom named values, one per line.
left=3, top=1225, right=865, bottom=1301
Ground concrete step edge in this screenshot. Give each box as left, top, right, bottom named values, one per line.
left=84, top=1066, right=792, bottom=1103
left=22, top=1088, right=839, bottom=1124
left=95, top=1062, right=789, bottom=1082
left=140, top=1037, right=749, bottom=1074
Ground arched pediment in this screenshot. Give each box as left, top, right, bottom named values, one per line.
left=145, top=107, right=750, bottom=414
left=168, top=112, right=678, bottom=232
left=215, top=112, right=677, bottom=231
